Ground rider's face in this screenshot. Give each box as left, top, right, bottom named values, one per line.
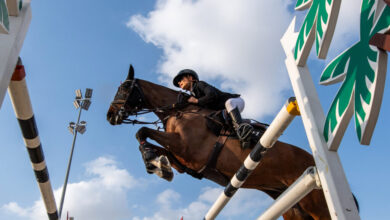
left=178, top=76, right=192, bottom=91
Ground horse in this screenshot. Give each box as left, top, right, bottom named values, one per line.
left=107, top=65, right=331, bottom=220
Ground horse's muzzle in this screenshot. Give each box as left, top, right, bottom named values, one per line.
left=108, top=113, right=124, bottom=125
left=107, top=107, right=123, bottom=125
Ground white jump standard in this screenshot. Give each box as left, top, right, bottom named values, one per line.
left=8, top=58, right=58, bottom=220
left=204, top=97, right=300, bottom=220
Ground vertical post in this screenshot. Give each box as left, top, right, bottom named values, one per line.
left=8, top=58, right=58, bottom=220
left=281, top=20, right=360, bottom=219
left=204, top=98, right=300, bottom=220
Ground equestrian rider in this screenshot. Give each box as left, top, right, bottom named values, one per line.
left=173, top=69, right=253, bottom=148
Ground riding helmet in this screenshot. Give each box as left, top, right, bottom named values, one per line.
left=173, top=69, right=199, bottom=87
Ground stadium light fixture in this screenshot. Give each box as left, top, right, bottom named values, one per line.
left=60, top=88, right=93, bottom=219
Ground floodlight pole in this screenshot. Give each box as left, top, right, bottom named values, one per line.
left=59, top=106, right=82, bottom=218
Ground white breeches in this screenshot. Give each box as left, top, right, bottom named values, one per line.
left=225, top=97, right=245, bottom=113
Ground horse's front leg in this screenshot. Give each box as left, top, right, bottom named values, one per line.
left=136, top=126, right=184, bottom=151
left=135, top=127, right=184, bottom=181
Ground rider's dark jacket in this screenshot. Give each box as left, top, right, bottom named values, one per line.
left=191, top=81, right=240, bottom=110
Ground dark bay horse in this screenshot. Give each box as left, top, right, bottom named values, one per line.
left=107, top=65, right=330, bottom=220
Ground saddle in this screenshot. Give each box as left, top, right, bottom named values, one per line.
left=171, top=96, right=269, bottom=184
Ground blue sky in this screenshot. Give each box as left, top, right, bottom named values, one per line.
left=0, top=0, right=389, bottom=219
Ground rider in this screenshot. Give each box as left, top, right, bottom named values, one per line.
left=173, top=69, right=253, bottom=148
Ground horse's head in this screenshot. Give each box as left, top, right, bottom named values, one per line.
left=107, top=65, right=146, bottom=125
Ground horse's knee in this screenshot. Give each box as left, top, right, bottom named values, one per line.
left=136, top=127, right=149, bottom=142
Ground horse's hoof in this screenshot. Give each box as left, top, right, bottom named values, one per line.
left=162, top=170, right=174, bottom=182
left=159, top=156, right=173, bottom=181
left=150, top=156, right=174, bottom=181
left=158, top=155, right=171, bottom=170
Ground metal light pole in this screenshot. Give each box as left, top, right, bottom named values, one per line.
left=59, top=88, right=93, bottom=219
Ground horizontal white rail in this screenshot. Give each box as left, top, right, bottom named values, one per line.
left=257, top=166, right=320, bottom=220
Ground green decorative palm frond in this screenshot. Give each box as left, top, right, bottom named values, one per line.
left=296, top=0, right=313, bottom=10
left=0, top=0, right=10, bottom=32
left=321, top=0, right=390, bottom=148
left=294, top=0, right=340, bottom=66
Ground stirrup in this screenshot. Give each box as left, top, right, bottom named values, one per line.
left=237, top=123, right=253, bottom=140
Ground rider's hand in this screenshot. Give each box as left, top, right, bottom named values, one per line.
left=188, top=96, right=198, bottom=104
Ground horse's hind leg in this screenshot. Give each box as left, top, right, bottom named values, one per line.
left=297, top=189, right=331, bottom=220
left=282, top=205, right=314, bottom=220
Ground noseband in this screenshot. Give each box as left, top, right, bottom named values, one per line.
left=111, top=79, right=146, bottom=118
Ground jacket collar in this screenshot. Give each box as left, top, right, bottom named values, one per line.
left=190, top=81, right=198, bottom=96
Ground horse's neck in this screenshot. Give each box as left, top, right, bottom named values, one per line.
left=138, top=79, right=209, bottom=121
left=138, top=79, right=179, bottom=118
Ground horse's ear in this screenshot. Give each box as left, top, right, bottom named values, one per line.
left=127, top=64, right=134, bottom=80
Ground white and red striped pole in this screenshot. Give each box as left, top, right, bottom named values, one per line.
left=8, top=58, right=58, bottom=220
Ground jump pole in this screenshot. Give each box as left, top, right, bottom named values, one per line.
left=256, top=166, right=320, bottom=220
left=8, top=58, right=59, bottom=220
left=204, top=97, right=300, bottom=220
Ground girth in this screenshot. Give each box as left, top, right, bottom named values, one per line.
left=167, top=128, right=231, bottom=186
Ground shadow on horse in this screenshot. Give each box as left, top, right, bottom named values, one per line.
left=107, top=65, right=331, bottom=220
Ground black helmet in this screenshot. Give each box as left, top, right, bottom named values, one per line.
left=173, top=69, right=199, bottom=87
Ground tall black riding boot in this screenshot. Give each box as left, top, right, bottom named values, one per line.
left=228, top=108, right=253, bottom=149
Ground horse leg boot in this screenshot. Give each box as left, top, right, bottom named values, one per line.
left=139, top=142, right=158, bottom=173
left=228, top=108, right=253, bottom=149
left=136, top=128, right=173, bottom=181
left=138, top=142, right=173, bottom=181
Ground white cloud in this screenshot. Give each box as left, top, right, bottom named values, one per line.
left=1, top=156, right=274, bottom=220
left=2, top=157, right=137, bottom=220
left=128, top=0, right=295, bottom=119
left=127, top=0, right=364, bottom=119
left=133, top=186, right=273, bottom=220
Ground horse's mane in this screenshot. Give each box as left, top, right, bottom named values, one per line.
left=137, top=78, right=209, bottom=113
left=137, top=79, right=180, bottom=108
left=138, top=79, right=179, bottom=96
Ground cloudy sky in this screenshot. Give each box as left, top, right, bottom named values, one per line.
left=0, top=0, right=389, bottom=220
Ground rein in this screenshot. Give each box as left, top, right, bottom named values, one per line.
left=121, top=104, right=200, bottom=128
left=112, top=78, right=205, bottom=128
